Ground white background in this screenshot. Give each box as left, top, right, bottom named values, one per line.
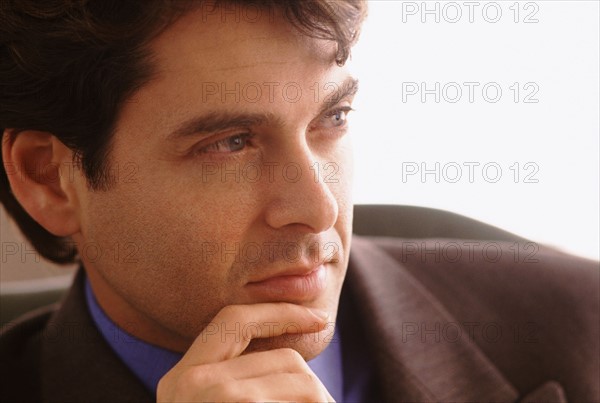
left=349, top=0, right=599, bottom=260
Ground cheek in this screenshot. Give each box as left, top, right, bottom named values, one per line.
left=77, top=179, right=256, bottom=336
left=82, top=183, right=234, bottom=274
left=332, top=142, right=354, bottom=221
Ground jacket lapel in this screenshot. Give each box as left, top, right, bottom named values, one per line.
left=348, top=235, right=520, bottom=402
left=40, top=269, right=153, bottom=402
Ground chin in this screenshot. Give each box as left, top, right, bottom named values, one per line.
left=242, top=328, right=334, bottom=361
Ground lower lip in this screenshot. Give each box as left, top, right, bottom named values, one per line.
left=245, top=265, right=328, bottom=301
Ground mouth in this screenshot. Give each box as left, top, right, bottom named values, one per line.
left=245, top=264, right=328, bottom=302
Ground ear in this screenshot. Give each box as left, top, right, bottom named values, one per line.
left=2, top=129, right=81, bottom=237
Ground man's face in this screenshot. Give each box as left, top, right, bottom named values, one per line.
left=72, top=5, right=356, bottom=359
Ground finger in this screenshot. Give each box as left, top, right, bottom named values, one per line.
left=202, top=372, right=336, bottom=402
left=180, top=303, right=329, bottom=366
left=205, top=347, right=312, bottom=380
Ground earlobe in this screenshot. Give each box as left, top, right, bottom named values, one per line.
left=2, top=129, right=81, bottom=237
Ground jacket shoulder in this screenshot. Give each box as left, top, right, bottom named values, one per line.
left=362, top=235, right=599, bottom=313
left=0, top=304, right=58, bottom=402
left=352, top=235, right=600, bottom=400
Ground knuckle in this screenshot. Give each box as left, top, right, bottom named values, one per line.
left=218, top=304, right=246, bottom=320
left=302, top=371, right=317, bottom=384
left=182, top=365, right=214, bottom=385
left=278, top=347, right=304, bottom=362
left=295, top=373, right=327, bottom=401
left=207, top=381, right=238, bottom=399
left=161, top=366, right=222, bottom=400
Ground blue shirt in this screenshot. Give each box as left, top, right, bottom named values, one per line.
left=84, top=278, right=369, bottom=401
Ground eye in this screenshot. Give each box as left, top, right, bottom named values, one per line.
left=320, top=106, right=354, bottom=129
left=197, top=133, right=253, bottom=154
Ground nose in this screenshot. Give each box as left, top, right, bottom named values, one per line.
left=263, top=143, right=339, bottom=234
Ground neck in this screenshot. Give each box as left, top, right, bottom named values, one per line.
left=84, top=264, right=191, bottom=352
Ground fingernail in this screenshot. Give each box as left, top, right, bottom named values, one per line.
left=309, top=308, right=330, bottom=321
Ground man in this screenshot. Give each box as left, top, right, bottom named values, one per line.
left=0, top=1, right=598, bottom=402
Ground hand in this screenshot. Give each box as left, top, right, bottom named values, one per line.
left=156, top=303, right=335, bottom=402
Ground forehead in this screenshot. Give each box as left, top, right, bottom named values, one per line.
left=113, top=4, right=351, bottom=147
left=150, top=4, right=339, bottom=84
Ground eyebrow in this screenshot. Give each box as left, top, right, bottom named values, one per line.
left=322, top=77, right=360, bottom=110
left=166, top=77, right=359, bottom=141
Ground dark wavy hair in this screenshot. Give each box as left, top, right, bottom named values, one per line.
left=0, top=0, right=367, bottom=264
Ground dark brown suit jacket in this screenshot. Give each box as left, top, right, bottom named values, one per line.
left=1, top=235, right=598, bottom=402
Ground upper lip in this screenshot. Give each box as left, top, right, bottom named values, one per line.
left=247, top=262, right=327, bottom=284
